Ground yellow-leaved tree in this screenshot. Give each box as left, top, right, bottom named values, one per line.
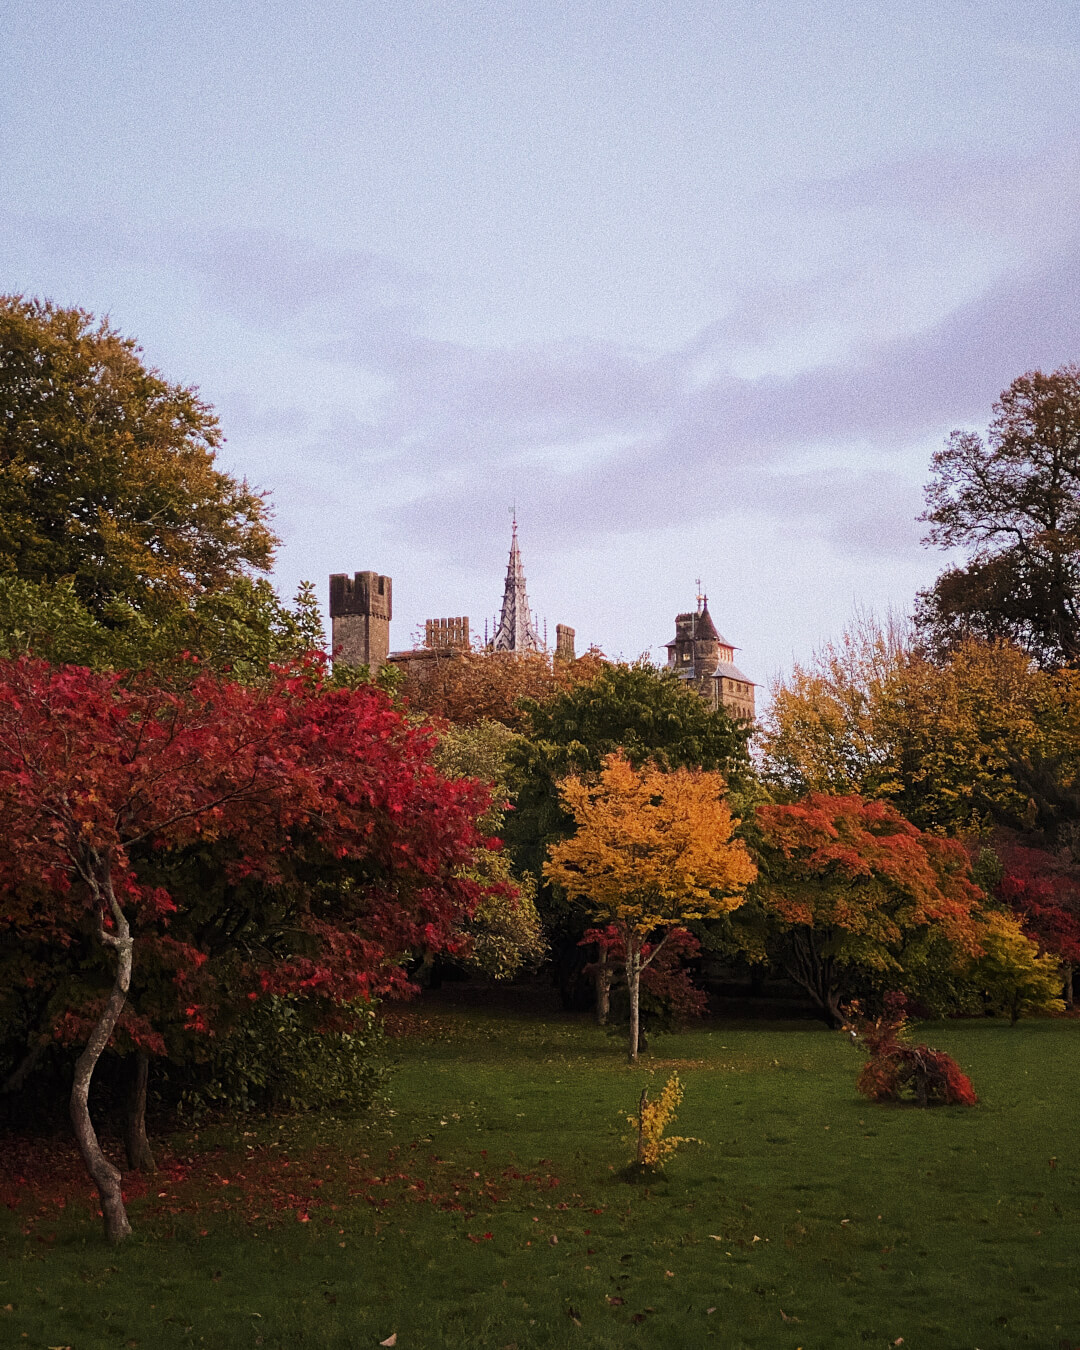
left=544, top=752, right=757, bottom=1061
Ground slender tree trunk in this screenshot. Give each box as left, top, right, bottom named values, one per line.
left=1063, top=963, right=1074, bottom=1010
left=627, top=948, right=641, bottom=1063
left=70, top=884, right=134, bottom=1244
left=123, top=1050, right=155, bottom=1173
left=595, top=945, right=612, bottom=1025
left=635, top=1087, right=649, bottom=1165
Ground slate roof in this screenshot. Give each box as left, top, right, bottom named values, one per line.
left=711, top=659, right=754, bottom=684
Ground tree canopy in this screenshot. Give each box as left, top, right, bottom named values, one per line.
left=917, top=365, right=1080, bottom=668
left=0, top=296, right=276, bottom=619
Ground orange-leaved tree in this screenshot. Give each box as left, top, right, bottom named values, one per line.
left=544, top=752, right=756, bottom=1061
left=755, top=794, right=986, bottom=1026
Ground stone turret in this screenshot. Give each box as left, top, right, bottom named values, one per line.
left=665, top=596, right=755, bottom=721
left=329, top=571, right=392, bottom=674
left=555, top=623, right=576, bottom=661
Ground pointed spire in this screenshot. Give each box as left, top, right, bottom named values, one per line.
left=493, top=516, right=543, bottom=654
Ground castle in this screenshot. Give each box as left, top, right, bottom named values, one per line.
left=330, top=523, right=755, bottom=720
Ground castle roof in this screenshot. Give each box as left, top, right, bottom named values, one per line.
left=711, top=659, right=754, bottom=684
left=493, top=518, right=543, bottom=654
left=665, top=601, right=734, bottom=650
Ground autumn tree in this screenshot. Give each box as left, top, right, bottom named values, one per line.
left=751, top=795, right=986, bottom=1026
left=544, top=752, right=756, bottom=1061
left=0, top=296, right=276, bottom=620
left=0, top=657, right=490, bottom=1242
left=759, top=609, right=908, bottom=800
left=763, top=621, right=1058, bottom=836
left=507, top=662, right=755, bottom=1010
left=917, top=364, right=1080, bottom=668
left=995, top=841, right=1080, bottom=1007
left=401, top=646, right=606, bottom=729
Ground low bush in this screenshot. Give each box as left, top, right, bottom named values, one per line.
left=846, top=993, right=978, bottom=1107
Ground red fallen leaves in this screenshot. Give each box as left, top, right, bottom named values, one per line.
left=3, top=1134, right=569, bottom=1236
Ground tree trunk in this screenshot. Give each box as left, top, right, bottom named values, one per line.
left=627, top=948, right=642, bottom=1063
left=595, top=946, right=612, bottom=1025
left=1063, top=962, right=1074, bottom=1010
left=70, top=889, right=134, bottom=1244
left=635, top=1087, right=649, bottom=1165
left=783, top=930, right=845, bottom=1028
left=123, top=1050, right=155, bottom=1173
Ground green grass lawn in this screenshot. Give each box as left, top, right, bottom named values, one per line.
left=3, top=995, right=1079, bottom=1349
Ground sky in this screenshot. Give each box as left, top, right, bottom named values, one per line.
left=3, top=1, right=1079, bottom=688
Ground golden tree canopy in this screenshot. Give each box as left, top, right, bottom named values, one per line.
left=544, top=751, right=756, bottom=939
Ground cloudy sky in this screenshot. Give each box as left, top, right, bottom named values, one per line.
left=3, top=1, right=1079, bottom=686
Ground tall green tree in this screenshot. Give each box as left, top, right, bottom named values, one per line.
left=917, top=365, right=1080, bottom=669
left=0, top=296, right=276, bottom=619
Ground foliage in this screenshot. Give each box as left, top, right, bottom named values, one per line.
left=762, top=621, right=1061, bottom=835
left=583, top=925, right=708, bottom=1029
left=751, top=794, right=985, bottom=1026
left=169, top=995, right=385, bottom=1120
left=917, top=364, right=1080, bottom=668
left=401, top=647, right=606, bottom=729
left=507, top=661, right=756, bottom=1008
left=432, top=720, right=547, bottom=981
left=627, top=1072, right=700, bottom=1170
left=759, top=608, right=908, bottom=799
left=0, top=656, right=493, bottom=1239
left=997, top=841, right=1080, bottom=968
left=846, top=993, right=978, bottom=1107
left=0, top=295, right=275, bottom=620
left=545, top=752, right=755, bottom=1058
left=967, top=910, right=1064, bottom=1024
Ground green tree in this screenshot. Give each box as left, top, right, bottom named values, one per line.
left=917, top=365, right=1080, bottom=669
left=0, top=296, right=276, bottom=619
left=433, top=720, right=546, bottom=981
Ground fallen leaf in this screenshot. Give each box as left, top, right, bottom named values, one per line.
left=567, top=1307, right=582, bottom=1327
left=606, top=1296, right=625, bottom=1306
left=665, top=1270, right=675, bottom=1278
left=631, top=1313, right=647, bottom=1324
left=893, top=1340, right=904, bottom=1346
left=380, top=1336, right=397, bottom=1347
left=708, top=1234, right=723, bottom=1240
left=706, top=1307, right=717, bottom=1314
left=780, top=1310, right=801, bottom=1323
left=549, top=1234, right=558, bottom=1245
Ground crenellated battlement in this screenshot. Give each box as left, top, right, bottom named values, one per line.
left=425, top=616, right=471, bottom=650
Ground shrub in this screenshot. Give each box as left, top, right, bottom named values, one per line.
left=846, top=993, right=978, bottom=1107
left=166, top=996, right=386, bottom=1120
left=626, top=1072, right=701, bottom=1171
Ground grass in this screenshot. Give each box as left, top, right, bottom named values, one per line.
left=3, top=992, right=1080, bottom=1349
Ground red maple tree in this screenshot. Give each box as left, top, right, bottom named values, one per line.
left=0, top=657, right=492, bottom=1242
left=996, top=842, right=1080, bottom=1006
left=755, top=794, right=985, bottom=1025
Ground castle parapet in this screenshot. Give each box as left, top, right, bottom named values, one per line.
left=425, top=616, right=471, bottom=650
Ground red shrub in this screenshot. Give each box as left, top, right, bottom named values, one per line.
left=847, top=993, right=977, bottom=1107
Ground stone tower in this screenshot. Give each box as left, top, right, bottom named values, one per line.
left=493, top=518, right=543, bottom=654
left=329, top=571, right=392, bottom=674
left=665, top=595, right=755, bottom=721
